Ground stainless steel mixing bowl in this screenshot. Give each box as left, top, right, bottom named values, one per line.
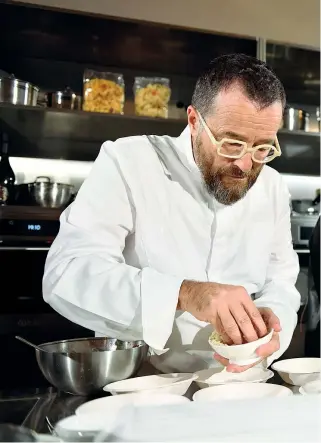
left=30, top=176, right=74, bottom=208
left=35, top=337, right=148, bottom=395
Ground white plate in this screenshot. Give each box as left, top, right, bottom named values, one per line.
left=103, top=373, right=197, bottom=395
left=193, top=382, right=293, bottom=402
left=76, top=392, right=190, bottom=416
left=194, top=367, right=274, bottom=388
left=271, top=358, right=321, bottom=386
left=299, top=379, right=321, bottom=395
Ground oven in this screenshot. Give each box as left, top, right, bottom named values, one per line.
left=0, top=206, right=93, bottom=389
left=291, top=212, right=319, bottom=248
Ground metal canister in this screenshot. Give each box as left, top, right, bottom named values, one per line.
left=0, top=75, right=39, bottom=106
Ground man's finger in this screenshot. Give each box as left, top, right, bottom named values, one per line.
left=243, top=300, right=268, bottom=338
left=256, top=331, right=280, bottom=357
left=218, top=307, right=243, bottom=345
left=214, top=353, right=260, bottom=373
left=215, top=317, right=233, bottom=345
left=226, top=361, right=260, bottom=373
left=259, top=308, right=282, bottom=332
left=230, top=304, right=259, bottom=343
left=213, top=353, right=229, bottom=366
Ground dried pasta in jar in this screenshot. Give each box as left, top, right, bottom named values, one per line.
left=134, top=77, right=171, bottom=118
left=83, top=70, right=125, bottom=114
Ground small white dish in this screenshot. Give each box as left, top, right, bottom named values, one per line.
left=103, top=373, right=197, bottom=395
left=271, top=358, right=321, bottom=386
left=194, top=367, right=274, bottom=389
left=76, top=392, right=190, bottom=416
left=208, top=329, right=274, bottom=366
left=299, top=379, right=321, bottom=396
left=192, top=382, right=293, bottom=402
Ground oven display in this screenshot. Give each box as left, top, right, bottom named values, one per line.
left=0, top=219, right=59, bottom=236
left=27, top=224, right=42, bottom=231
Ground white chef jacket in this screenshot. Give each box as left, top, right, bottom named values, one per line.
left=43, top=127, right=300, bottom=373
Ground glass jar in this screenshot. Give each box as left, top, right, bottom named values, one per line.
left=134, top=77, right=171, bottom=118
left=83, top=70, right=125, bottom=114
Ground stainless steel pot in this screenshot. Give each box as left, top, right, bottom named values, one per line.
left=0, top=75, right=39, bottom=106
left=35, top=337, right=148, bottom=395
left=46, top=87, right=82, bottom=110
left=31, top=176, right=74, bottom=208
left=283, top=107, right=309, bottom=131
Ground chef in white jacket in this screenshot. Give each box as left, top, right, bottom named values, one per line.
left=43, top=54, right=300, bottom=373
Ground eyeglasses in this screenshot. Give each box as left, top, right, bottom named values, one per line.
left=197, top=111, right=282, bottom=164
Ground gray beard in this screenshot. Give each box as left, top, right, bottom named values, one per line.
left=203, top=172, right=253, bottom=205
left=193, top=136, right=261, bottom=206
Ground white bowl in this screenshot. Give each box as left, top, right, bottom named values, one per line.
left=55, top=413, right=108, bottom=441
left=76, top=392, right=190, bottom=416
left=192, top=382, right=293, bottom=402
left=103, top=373, right=197, bottom=395
left=299, top=379, right=321, bottom=396
left=208, top=329, right=274, bottom=365
left=271, top=358, right=321, bottom=386
left=194, top=367, right=274, bottom=389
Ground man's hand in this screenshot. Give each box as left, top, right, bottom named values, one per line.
left=178, top=280, right=268, bottom=344
left=214, top=307, right=282, bottom=372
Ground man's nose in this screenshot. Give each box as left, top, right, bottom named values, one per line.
left=233, top=152, right=253, bottom=172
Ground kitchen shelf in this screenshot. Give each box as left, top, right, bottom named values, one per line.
left=0, top=205, right=62, bottom=220
left=0, top=104, right=319, bottom=162
left=0, top=104, right=187, bottom=161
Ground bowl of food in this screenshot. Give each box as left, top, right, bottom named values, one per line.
left=103, top=373, right=197, bottom=396
left=192, top=383, right=293, bottom=402
left=35, top=337, right=148, bottom=395
left=208, top=330, right=274, bottom=366
left=194, top=367, right=274, bottom=389
left=271, top=358, right=321, bottom=386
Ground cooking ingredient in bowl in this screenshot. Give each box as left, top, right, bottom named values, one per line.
left=209, top=331, right=227, bottom=346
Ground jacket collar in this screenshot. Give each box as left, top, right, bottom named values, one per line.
left=175, top=126, right=201, bottom=176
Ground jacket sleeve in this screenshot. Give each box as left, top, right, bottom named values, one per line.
left=254, top=178, right=300, bottom=367
left=43, top=141, right=183, bottom=350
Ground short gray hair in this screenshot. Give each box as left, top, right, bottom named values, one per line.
left=191, top=53, right=286, bottom=117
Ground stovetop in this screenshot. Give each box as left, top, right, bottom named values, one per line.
left=0, top=387, right=108, bottom=434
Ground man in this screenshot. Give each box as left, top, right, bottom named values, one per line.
left=43, top=54, right=300, bottom=373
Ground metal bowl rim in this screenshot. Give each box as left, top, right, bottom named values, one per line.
left=32, top=182, right=74, bottom=189
left=37, top=336, right=147, bottom=350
